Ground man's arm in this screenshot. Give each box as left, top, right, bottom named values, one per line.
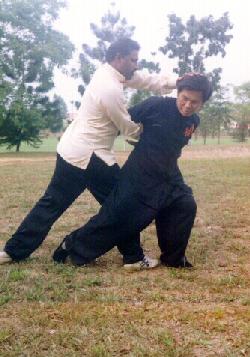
left=128, top=96, right=163, bottom=124
left=101, top=87, right=141, bottom=140
left=125, top=70, right=176, bottom=95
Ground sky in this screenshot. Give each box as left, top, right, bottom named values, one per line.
left=53, top=0, right=250, bottom=109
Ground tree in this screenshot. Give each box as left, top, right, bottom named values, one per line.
left=0, top=93, right=45, bottom=152
left=199, top=87, right=232, bottom=144
left=0, top=68, right=13, bottom=126
left=72, top=5, right=135, bottom=101
left=42, top=95, right=67, bottom=133
left=232, top=82, right=250, bottom=142
left=199, top=103, right=213, bottom=144
left=159, top=13, right=233, bottom=89
left=213, top=87, right=232, bottom=143
left=159, top=13, right=233, bottom=143
left=0, top=0, right=74, bottom=150
left=210, top=87, right=231, bottom=142
left=73, top=4, right=160, bottom=107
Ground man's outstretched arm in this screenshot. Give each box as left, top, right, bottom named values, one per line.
left=126, top=71, right=176, bottom=95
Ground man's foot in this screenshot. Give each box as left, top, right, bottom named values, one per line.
left=123, top=255, right=159, bottom=271
left=0, top=251, right=12, bottom=265
left=160, top=255, right=193, bottom=268
left=52, top=241, right=69, bottom=263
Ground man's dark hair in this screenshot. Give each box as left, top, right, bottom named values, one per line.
left=106, top=38, right=140, bottom=63
left=177, top=73, right=213, bottom=102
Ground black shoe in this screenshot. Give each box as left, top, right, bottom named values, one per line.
left=160, top=255, right=193, bottom=268
left=52, top=240, right=69, bottom=263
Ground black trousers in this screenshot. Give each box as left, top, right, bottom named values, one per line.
left=63, top=172, right=197, bottom=266
left=4, top=154, right=143, bottom=263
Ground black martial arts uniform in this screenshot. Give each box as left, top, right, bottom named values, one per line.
left=4, top=153, right=142, bottom=264
left=54, top=96, right=199, bottom=266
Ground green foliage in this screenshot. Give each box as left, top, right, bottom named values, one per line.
left=159, top=12, right=233, bottom=143
left=129, top=90, right=151, bottom=106
left=0, top=94, right=45, bottom=151
left=42, top=95, right=67, bottom=133
left=199, top=86, right=232, bottom=144
left=73, top=4, right=136, bottom=97
left=84, top=9, right=135, bottom=62
left=138, top=59, right=160, bottom=74
left=159, top=12, right=233, bottom=89
left=74, top=4, right=159, bottom=103
left=234, top=82, right=250, bottom=103
left=0, top=0, right=74, bottom=150
left=231, top=82, right=250, bottom=142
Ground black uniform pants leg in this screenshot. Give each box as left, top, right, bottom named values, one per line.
left=4, top=155, right=88, bottom=261
left=86, top=156, right=142, bottom=264
left=155, top=193, right=197, bottom=266
left=64, top=184, right=155, bottom=266
left=115, top=233, right=142, bottom=264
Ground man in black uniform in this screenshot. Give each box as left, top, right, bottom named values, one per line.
left=53, top=73, right=212, bottom=269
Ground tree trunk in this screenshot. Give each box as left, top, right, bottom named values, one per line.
left=217, top=124, right=221, bottom=144
left=203, top=129, right=207, bottom=145
left=16, top=142, right=21, bottom=152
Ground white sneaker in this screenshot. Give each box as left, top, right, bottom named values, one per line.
left=0, top=251, right=12, bottom=264
left=123, top=255, right=159, bottom=271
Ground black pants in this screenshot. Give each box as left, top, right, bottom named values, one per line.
left=4, top=154, right=143, bottom=263
left=63, top=173, right=197, bottom=266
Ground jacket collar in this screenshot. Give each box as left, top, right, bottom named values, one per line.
left=103, top=63, right=125, bottom=83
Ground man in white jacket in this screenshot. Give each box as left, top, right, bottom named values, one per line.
left=0, top=38, right=175, bottom=267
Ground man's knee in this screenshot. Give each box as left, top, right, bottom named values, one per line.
left=178, top=195, right=197, bottom=217
left=37, top=186, right=69, bottom=214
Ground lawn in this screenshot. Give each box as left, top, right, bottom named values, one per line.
left=0, top=135, right=249, bottom=154
left=0, top=146, right=249, bottom=356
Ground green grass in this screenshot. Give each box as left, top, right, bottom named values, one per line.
left=0, top=136, right=58, bottom=153
left=0, top=135, right=249, bottom=154
left=190, top=135, right=250, bottom=146
left=0, top=136, right=132, bottom=153
left=0, top=148, right=249, bottom=356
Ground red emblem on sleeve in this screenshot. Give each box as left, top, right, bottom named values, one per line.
left=184, top=124, right=195, bottom=137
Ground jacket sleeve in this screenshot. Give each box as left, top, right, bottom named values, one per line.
left=125, top=70, right=176, bottom=95
left=100, top=87, right=141, bottom=140
left=128, top=96, right=163, bottom=124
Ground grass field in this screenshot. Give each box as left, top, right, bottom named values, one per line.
left=0, top=135, right=249, bottom=154
left=0, top=146, right=249, bottom=356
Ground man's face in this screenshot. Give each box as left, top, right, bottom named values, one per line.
left=118, top=50, right=139, bottom=80
left=176, top=89, right=204, bottom=117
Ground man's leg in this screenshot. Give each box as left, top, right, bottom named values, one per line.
left=155, top=192, right=197, bottom=267
left=86, top=154, right=143, bottom=265
left=3, top=155, right=88, bottom=262
left=54, top=179, right=157, bottom=267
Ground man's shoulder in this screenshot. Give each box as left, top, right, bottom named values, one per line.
left=163, top=96, right=176, bottom=106
left=155, top=96, right=176, bottom=111
left=90, top=67, right=123, bottom=97
left=191, top=113, right=200, bottom=126
left=141, top=95, right=169, bottom=106
left=133, top=96, right=176, bottom=113
left=193, top=113, right=200, bottom=121
left=92, top=64, right=120, bottom=84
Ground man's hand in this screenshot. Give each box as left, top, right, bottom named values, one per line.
left=176, top=72, right=204, bottom=84
left=126, top=138, right=138, bottom=146
left=126, top=123, right=143, bottom=146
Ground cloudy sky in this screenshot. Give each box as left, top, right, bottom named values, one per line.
left=53, top=0, right=250, bottom=108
